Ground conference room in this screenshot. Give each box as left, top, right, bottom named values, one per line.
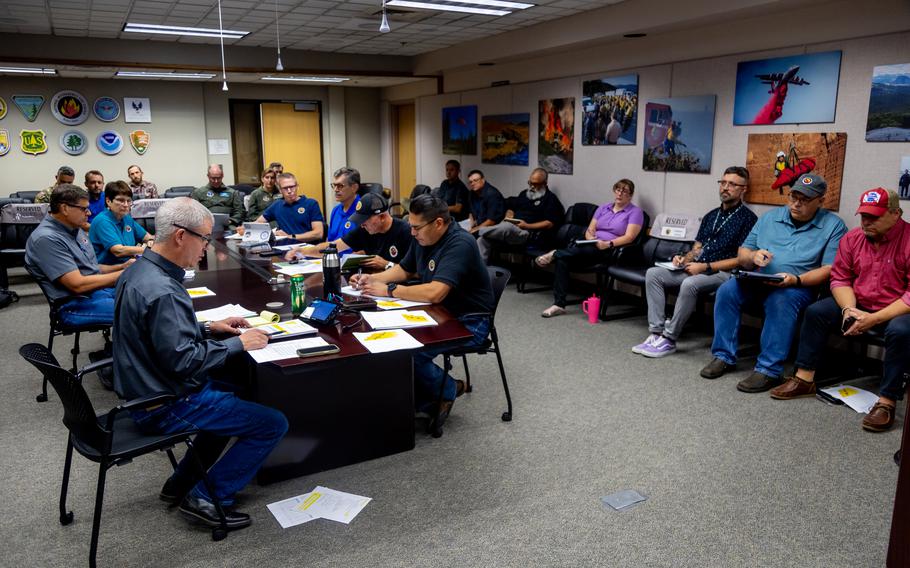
left=1, top=0, right=909, bottom=566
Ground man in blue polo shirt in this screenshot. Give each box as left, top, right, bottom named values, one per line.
left=255, top=172, right=324, bottom=242
left=89, top=180, right=155, bottom=264
left=327, top=166, right=361, bottom=242
left=84, top=170, right=106, bottom=222
left=465, top=169, right=505, bottom=234
left=700, top=173, right=847, bottom=392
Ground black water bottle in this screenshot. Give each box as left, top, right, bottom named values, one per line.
left=322, top=243, right=341, bottom=299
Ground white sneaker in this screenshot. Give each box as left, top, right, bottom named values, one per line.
left=541, top=305, right=567, bottom=318
left=632, top=333, right=661, bottom=355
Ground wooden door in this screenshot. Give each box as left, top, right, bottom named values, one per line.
left=396, top=103, right=416, bottom=198
left=260, top=102, right=324, bottom=209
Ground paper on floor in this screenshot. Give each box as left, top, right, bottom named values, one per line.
left=267, top=493, right=317, bottom=528
left=268, top=487, right=371, bottom=528
left=819, top=384, right=879, bottom=414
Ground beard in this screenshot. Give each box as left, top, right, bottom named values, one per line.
left=526, top=188, right=546, bottom=200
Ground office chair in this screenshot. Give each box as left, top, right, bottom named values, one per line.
left=18, top=343, right=230, bottom=568
left=431, top=266, right=513, bottom=438
left=163, top=187, right=194, bottom=198
left=25, top=265, right=112, bottom=402
left=0, top=198, right=36, bottom=287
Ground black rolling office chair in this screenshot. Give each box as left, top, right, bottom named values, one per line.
left=431, top=266, right=513, bottom=438
left=164, top=186, right=194, bottom=198
left=10, top=190, right=41, bottom=202
left=357, top=182, right=386, bottom=197
left=19, top=343, right=229, bottom=568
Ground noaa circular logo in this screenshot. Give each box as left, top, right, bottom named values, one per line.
left=344, top=221, right=351, bottom=229
left=297, top=207, right=305, bottom=214
left=51, top=90, right=89, bottom=125
left=93, top=97, right=121, bottom=122
left=355, top=201, right=363, bottom=211
left=389, top=245, right=398, bottom=258
left=206, top=191, right=214, bottom=197
left=428, top=259, right=436, bottom=271
left=59, top=130, right=87, bottom=155
left=125, top=225, right=132, bottom=232
left=96, top=130, right=123, bottom=155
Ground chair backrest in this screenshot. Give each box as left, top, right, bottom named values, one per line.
left=10, top=190, right=40, bottom=202
left=164, top=186, right=194, bottom=198
left=357, top=182, right=385, bottom=197
left=555, top=202, right=598, bottom=247
left=409, top=184, right=434, bottom=200
left=1, top=202, right=48, bottom=253
left=231, top=184, right=255, bottom=195
left=19, top=343, right=107, bottom=452
left=487, top=265, right=512, bottom=318
left=641, top=235, right=691, bottom=264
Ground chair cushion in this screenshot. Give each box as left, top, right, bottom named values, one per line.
left=72, top=411, right=196, bottom=462
left=606, top=265, right=649, bottom=286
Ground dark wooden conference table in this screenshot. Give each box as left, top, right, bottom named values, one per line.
left=185, top=237, right=472, bottom=484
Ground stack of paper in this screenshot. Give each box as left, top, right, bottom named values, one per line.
left=242, top=319, right=317, bottom=339
left=247, top=336, right=330, bottom=363
left=186, top=286, right=215, bottom=298
left=353, top=328, right=423, bottom=353
left=195, top=303, right=257, bottom=322
left=267, top=486, right=371, bottom=529
left=819, top=384, right=879, bottom=413
left=273, top=260, right=322, bottom=276
left=361, top=309, right=438, bottom=330
left=372, top=298, right=432, bottom=311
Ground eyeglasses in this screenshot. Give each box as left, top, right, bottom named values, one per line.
left=787, top=192, right=819, bottom=206
left=409, top=218, right=438, bottom=232
left=717, top=180, right=747, bottom=189
left=112, top=197, right=133, bottom=205
left=613, top=186, right=632, bottom=195
left=279, top=184, right=298, bottom=192
left=63, top=202, right=90, bottom=214
left=528, top=181, right=547, bottom=188
left=330, top=182, right=349, bottom=190
left=173, top=224, right=212, bottom=244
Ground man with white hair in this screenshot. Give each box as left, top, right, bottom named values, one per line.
left=191, top=164, right=244, bottom=229
left=113, top=197, right=288, bottom=531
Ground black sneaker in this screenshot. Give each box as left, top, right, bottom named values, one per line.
left=700, top=358, right=734, bottom=379
left=736, top=371, right=783, bottom=393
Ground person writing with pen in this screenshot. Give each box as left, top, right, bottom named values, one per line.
left=699, top=173, right=847, bottom=394
left=349, top=194, right=494, bottom=431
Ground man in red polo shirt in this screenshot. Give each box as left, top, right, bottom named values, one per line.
left=770, top=188, right=910, bottom=432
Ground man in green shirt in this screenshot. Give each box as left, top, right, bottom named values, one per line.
left=191, top=164, right=244, bottom=230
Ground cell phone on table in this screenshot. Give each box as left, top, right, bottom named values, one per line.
left=296, top=344, right=340, bottom=358
left=841, top=316, right=857, bottom=333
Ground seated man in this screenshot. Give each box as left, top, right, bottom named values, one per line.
left=700, top=173, right=847, bottom=392
left=284, top=193, right=412, bottom=270
left=770, top=189, right=910, bottom=432
left=349, top=195, right=494, bottom=426
left=327, top=166, right=362, bottom=242
left=633, top=166, right=758, bottom=357
left=89, top=181, right=155, bottom=265
left=127, top=164, right=159, bottom=199
left=246, top=168, right=280, bottom=222
left=24, top=184, right=131, bottom=327
left=84, top=170, right=107, bottom=223
left=438, top=159, right=470, bottom=221
left=191, top=164, right=244, bottom=230
left=465, top=169, right=505, bottom=234
left=113, top=197, right=287, bottom=530
left=34, top=165, right=76, bottom=203
left=251, top=173, right=324, bottom=242
left=476, top=168, right=565, bottom=264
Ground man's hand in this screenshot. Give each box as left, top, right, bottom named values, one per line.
left=516, top=220, right=530, bottom=230
left=584, top=229, right=596, bottom=240
left=672, top=255, right=685, bottom=267
left=361, top=280, right=391, bottom=297
left=764, top=272, right=798, bottom=287
left=123, top=258, right=137, bottom=268
left=363, top=256, right=389, bottom=270
left=843, top=308, right=875, bottom=335
left=275, top=229, right=290, bottom=237
left=684, top=262, right=708, bottom=275
left=468, top=226, right=480, bottom=234
left=349, top=272, right=371, bottom=290
left=752, top=249, right=773, bottom=268
left=235, top=225, right=245, bottom=236
left=595, top=240, right=612, bottom=250
left=210, top=316, right=250, bottom=335
left=284, top=248, right=300, bottom=261
left=238, top=328, right=269, bottom=351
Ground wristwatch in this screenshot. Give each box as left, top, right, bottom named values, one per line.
left=203, top=321, right=213, bottom=337
left=387, top=282, right=398, bottom=297
left=385, top=261, right=394, bottom=270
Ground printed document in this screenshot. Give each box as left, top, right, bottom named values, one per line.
left=361, top=309, right=437, bottom=330
left=248, top=336, right=331, bottom=363
left=353, top=328, right=424, bottom=353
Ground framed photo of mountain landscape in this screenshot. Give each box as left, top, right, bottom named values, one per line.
left=481, top=113, right=530, bottom=165
left=442, top=105, right=477, bottom=155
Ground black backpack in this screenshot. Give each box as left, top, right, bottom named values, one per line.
left=0, top=289, right=19, bottom=310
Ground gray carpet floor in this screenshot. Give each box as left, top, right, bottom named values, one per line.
left=0, top=268, right=901, bottom=568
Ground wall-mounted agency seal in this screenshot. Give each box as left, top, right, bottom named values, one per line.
left=97, top=130, right=124, bottom=155
left=129, top=130, right=150, bottom=155
left=93, top=96, right=121, bottom=122
left=20, top=129, right=48, bottom=155
left=0, top=97, right=7, bottom=120
left=60, top=130, right=88, bottom=155
left=12, top=95, right=45, bottom=122
left=51, top=90, right=89, bottom=126
left=0, top=130, right=10, bottom=156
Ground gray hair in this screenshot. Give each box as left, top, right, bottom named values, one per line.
left=207, top=163, right=223, bottom=176
left=155, top=197, right=214, bottom=243
left=332, top=166, right=360, bottom=186
left=276, top=172, right=297, bottom=187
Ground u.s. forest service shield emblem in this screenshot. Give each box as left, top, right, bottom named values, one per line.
left=20, top=129, right=48, bottom=155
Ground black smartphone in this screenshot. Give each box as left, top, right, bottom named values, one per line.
left=841, top=316, right=857, bottom=333
left=296, top=344, right=340, bottom=358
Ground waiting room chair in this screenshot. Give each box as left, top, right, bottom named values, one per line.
left=432, top=266, right=513, bottom=438
left=357, top=182, right=387, bottom=198
left=0, top=199, right=39, bottom=287
left=164, top=187, right=194, bottom=198
left=19, top=343, right=230, bottom=568
left=231, top=184, right=255, bottom=195
left=10, top=190, right=40, bottom=202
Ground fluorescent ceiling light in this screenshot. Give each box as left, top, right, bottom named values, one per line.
left=0, top=66, right=56, bottom=75
left=450, top=0, right=534, bottom=8
left=123, top=22, right=249, bottom=39
left=386, top=1, right=511, bottom=16
left=262, top=76, right=350, bottom=83
left=115, top=71, right=216, bottom=79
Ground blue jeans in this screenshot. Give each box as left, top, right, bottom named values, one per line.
left=711, top=278, right=815, bottom=377
left=58, top=288, right=116, bottom=327
left=413, top=315, right=490, bottom=410
left=132, top=382, right=288, bottom=504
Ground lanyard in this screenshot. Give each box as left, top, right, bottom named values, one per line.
left=704, top=204, right=741, bottom=250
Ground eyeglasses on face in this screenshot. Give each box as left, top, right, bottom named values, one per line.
left=63, top=202, right=90, bottom=214
left=787, top=192, right=818, bottom=206
left=173, top=224, right=212, bottom=244
left=409, top=218, right=438, bottom=232
left=717, top=180, right=747, bottom=189
left=112, top=197, right=133, bottom=205
left=279, top=184, right=299, bottom=192
left=613, top=186, right=632, bottom=195
left=330, top=182, right=349, bottom=190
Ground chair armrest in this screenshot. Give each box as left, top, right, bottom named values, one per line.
left=105, top=392, right=179, bottom=429
left=75, top=357, right=113, bottom=380
left=459, top=311, right=492, bottom=320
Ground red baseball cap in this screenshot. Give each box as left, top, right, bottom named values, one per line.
left=856, top=188, right=898, bottom=216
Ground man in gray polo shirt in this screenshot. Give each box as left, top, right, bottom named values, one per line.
left=25, top=184, right=131, bottom=327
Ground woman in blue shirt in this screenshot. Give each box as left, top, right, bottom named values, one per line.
left=89, top=180, right=154, bottom=265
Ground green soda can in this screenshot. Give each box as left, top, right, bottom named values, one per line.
left=290, top=274, right=306, bottom=316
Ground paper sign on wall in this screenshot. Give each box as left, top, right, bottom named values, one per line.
left=208, top=138, right=230, bottom=155
left=123, top=97, right=151, bottom=123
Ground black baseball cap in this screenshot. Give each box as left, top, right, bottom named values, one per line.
left=349, top=193, right=389, bottom=224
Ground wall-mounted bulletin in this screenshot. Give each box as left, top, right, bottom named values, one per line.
left=581, top=74, right=638, bottom=145
left=642, top=95, right=715, bottom=174
left=481, top=113, right=529, bottom=165
left=745, top=132, right=847, bottom=210
left=442, top=105, right=477, bottom=155
left=733, top=51, right=841, bottom=125
left=538, top=97, right=574, bottom=174
left=865, top=63, right=910, bottom=142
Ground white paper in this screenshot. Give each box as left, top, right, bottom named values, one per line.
left=341, top=285, right=362, bottom=296
left=341, top=254, right=375, bottom=271
left=459, top=218, right=473, bottom=231
left=302, top=487, right=371, bottom=524
left=247, top=336, right=330, bottom=363
left=183, top=269, right=196, bottom=280
left=654, top=261, right=685, bottom=271
left=274, top=260, right=322, bottom=276
left=574, top=239, right=598, bottom=245
left=353, top=328, right=424, bottom=353
left=123, top=97, right=151, bottom=122
left=362, top=309, right=437, bottom=330
left=186, top=286, right=216, bottom=299
left=267, top=493, right=317, bottom=528
left=272, top=244, right=299, bottom=251
left=372, top=298, right=432, bottom=310
left=207, top=138, right=230, bottom=155
left=195, top=303, right=257, bottom=322
left=242, top=319, right=317, bottom=338
left=820, top=384, right=880, bottom=414
left=224, top=232, right=244, bottom=240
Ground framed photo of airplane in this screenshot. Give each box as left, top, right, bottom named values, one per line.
left=733, top=51, right=841, bottom=125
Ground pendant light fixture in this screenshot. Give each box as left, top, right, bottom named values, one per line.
left=217, top=0, right=228, bottom=91
left=274, top=0, right=284, bottom=71
left=379, top=0, right=391, bottom=33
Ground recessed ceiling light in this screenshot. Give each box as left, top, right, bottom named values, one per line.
left=0, top=66, right=56, bottom=75
left=261, top=76, right=350, bottom=83
left=115, top=71, right=217, bottom=79
left=123, top=22, right=249, bottom=39
left=386, top=1, right=510, bottom=16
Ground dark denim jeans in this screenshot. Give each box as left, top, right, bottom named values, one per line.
left=552, top=245, right=610, bottom=307
left=795, top=296, right=910, bottom=401
left=711, top=278, right=815, bottom=377
left=58, top=287, right=116, bottom=327
left=132, top=382, right=288, bottom=504
left=413, top=315, right=490, bottom=410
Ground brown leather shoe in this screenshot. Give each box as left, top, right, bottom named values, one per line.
left=455, top=380, right=466, bottom=398
left=770, top=375, right=816, bottom=400
left=862, top=403, right=895, bottom=432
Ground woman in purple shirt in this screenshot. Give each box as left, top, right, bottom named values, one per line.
left=537, top=178, right=644, bottom=317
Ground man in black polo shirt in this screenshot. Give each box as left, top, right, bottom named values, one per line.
left=350, top=195, right=494, bottom=427
left=284, top=193, right=412, bottom=270
left=466, top=169, right=505, bottom=234
left=438, top=159, right=470, bottom=221
left=476, top=167, right=565, bottom=264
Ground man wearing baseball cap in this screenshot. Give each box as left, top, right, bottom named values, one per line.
left=770, top=188, right=910, bottom=431
left=700, top=173, right=847, bottom=393
left=284, top=193, right=413, bottom=270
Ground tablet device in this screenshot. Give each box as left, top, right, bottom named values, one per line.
left=732, top=269, right=784, bottom=283
left=341, top=254, right=376, bottom=271
left=300, top=299, right=341, bottom=325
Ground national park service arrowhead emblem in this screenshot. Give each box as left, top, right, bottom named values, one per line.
left=130, top=130, right=150, bottom=155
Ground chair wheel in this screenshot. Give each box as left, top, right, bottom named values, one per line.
left=431, top=427, right=443, bottom=438
left=501, top=411, right=512, bottom=422
left=212, top=528, right=227, bottom=541
left=36, top=393, right=48, bottom=403
left=60, top=511, right=74, bottom=525
left=466, top=385, right=473, bottom=393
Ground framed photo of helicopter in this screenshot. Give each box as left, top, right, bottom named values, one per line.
left=733, top=51, right=842, bottom=125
